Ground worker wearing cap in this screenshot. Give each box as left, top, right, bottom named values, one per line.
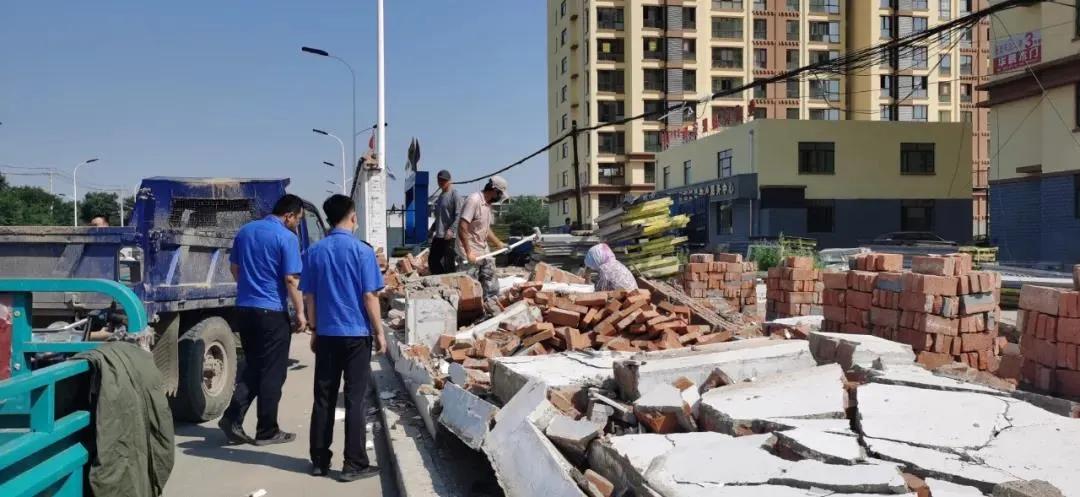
left=458, top=176, right=508, bottom=308
left=428, top=169, right=463, bottom=275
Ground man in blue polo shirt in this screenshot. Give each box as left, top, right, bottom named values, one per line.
left=219, top=194, right=307, bottom=446
left=301, top=194, right=385, bottom=481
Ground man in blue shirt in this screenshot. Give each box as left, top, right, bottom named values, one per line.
left=219, top=194, right=307, bottom=446
left=301, top=194, right=385, bottom=481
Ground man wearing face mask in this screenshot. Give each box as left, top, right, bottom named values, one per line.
left=458, top=176, right=508, bottom=310
left=220, top=194, right=307, bottom=446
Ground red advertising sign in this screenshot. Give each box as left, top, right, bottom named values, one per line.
left=993, top=30, right=1041, bottom=74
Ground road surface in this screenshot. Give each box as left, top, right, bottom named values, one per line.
left=164, top=333, right=398, bottom=497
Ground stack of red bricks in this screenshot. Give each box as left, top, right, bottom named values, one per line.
left=823, top=253, right=1004, bottom=372
left=1018, top=283, right=1080, bottom=397
left=765, top=256, right=822, bottom=320
left=682, top=253, right=757, bottom=313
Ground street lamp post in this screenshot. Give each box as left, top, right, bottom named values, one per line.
left=301, top=46, right=356, bottom=176
left=313, top=129, right=346, bottom=195
left=72, top=158, right=99, bottom=226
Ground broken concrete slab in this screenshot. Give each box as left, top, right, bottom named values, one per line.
left=587, top=433, right=731, bottom=497
left=861, top=364, right=1008, bottom=395
left=858, top=383, right=1008, bottom=449
left=406, top=297, right=457, bottom=348
left=699, top=363, right=847, bottom=435
left=992, top=480, right=1066, bottom=497
left=613, top=340, right=816, bottom=401
left=769, top=428, right=865, bottom=464
left=774, top=459, right=909, bottom=494
left=483, top=379, right=586, bottom=497
left=544, top=415, right=602, bottom=463
left=927, top=478, right=991, bottom=496
left=863, top=437, right=1015, bottom=489
left=756, top=416, right=855, bottom=436
left=808, top=330, right=916, bottom=370
left=438, top=382, right=498, bottom=450
left=490, top=350, right=632, bottom=403
left=448, top=362, right=468, bottom=385
left=458, top=300, right=542, bottom=342
left=973, top=419, right=1080, bottom=496
left=632, top=384, right=696, bottom=433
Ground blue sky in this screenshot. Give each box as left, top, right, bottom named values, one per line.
left=0, top=1, right=549, bottom=207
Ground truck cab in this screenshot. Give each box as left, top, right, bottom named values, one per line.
left=0, top=177, right=326, bottom=421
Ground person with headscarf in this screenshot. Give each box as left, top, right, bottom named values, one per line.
left=584, top=243, right=638, bottom=292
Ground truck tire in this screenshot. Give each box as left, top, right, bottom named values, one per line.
left=172, top=316, right=237, bottom=423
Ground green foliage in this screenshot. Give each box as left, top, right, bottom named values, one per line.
left=80, top=191, right=135, bottom=226
left=499, top=195, right=549, bottom=236
left=747, top=234, right=821, bottom=271
left=0, top=183, right=73, bottom=226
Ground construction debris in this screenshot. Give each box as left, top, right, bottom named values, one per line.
left=1018, top=284, right=1080, bottom=396
left=682, top=253, right=758, bottom=314
left=595, top=198, right=688, bottom=278
left=766, top=256, right=823, bottom=320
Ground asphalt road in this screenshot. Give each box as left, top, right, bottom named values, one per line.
left=164, top=334, right=398, bottom=497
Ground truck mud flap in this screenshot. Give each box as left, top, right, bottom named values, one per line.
left=152, top=313, right=180, bottom=396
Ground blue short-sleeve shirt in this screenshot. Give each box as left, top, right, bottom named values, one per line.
left=300, top=228, right=385, bottom=337
left=230, top=215, right=303, bottom=311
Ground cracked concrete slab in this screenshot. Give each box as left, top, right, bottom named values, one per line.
left=861, top=364, right=1008, bottom=396
left=863, top=437, right=1016, bottom=489
left=756, top=417, right=855, bottom=435
left=927, top=478, right=990, bottom=496
left=490, top=350, right=632, bottom=403
left=633, top=384, right=697, bottom=433
left=973, top=420, right=1080, bottom=496
left=808, top=331, right=916, bottom=371
left=544, top=415, right=602, bottom=462
left=774, top=459, right=909, bottom=494
left=770, top=428, right=866, bottom=464
left=438, top=382, right=498, bottom=450
left=858, top=383, right=1009, bottom=449
left=614, top=340, right=816, bottom=401
left=699, top=364, right=847, bottom=435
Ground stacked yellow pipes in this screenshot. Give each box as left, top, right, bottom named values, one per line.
left=594, top=198, right=689, bottom=278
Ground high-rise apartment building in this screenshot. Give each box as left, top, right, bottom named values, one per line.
left=547, top=0, right=987, bottom=235
left=848, top=0, right=991, bottom=238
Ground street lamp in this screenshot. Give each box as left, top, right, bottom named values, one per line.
left=73, top=158, right=99, bottom=226
left=323, top=161, right=334, bottom=168
left=301, top=46, right=356, bottom=175
left=313, top=129, right=346, bottom=194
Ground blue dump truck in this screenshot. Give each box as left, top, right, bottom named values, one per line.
left=0, top=177, right=327, bottom=421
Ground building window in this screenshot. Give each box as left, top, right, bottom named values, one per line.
left=898, top=76, right=928, bottom=99
left=809, top=0, right=840, bottom=15
left=753, top=107, right=768, bottom=119
left=597, top=7, right=624, bottom=29
left=787, top=0, right=800, bottom=11
left=644, top=69, right=665, bottom=91
left=901, top=200, right=935, bottom=232
left=900, top=46, right=928, bottom=70
left=598, top=163, right=624, bottom=185
left=561, top=142, right=569, bottom=159
left=712, top=17, right=743, bottom=39
left=938, top=82, right=951, bottom=102
left=806, top=200, right=835, bottom=233
left=561, top=57, right=568, bottom=75
left=960, top=0, right=971, bottom=15
left=714, top=76, right=743, bottom=97
left=716, top=204, right=734, bottom=235
left=561, top=114, right=568, bottom=131
left=940, top=54, right=952, bottom=75
left=960, top=55, right=973, bottom=75
left=663, top=166, right=670, bottom=189
left=644, top=37, right=664, bottom=60
left=940, top=0, right=951, bottom=19
left=809, top=108, right=840, bottom=120
left=562, top=199, right=568, bottom=214
left=786, top=80, right=800, bottom=98
left=644, top=100, right=666, bottom=121
left=713, top=106, right=743, bottom=127
left=809, top=79, right=840, bottom=100
left=753, top=78, right=766, bottom=99
left=560, top=85, right=567, bottom=103
left=961, top=110, right=972, bottom=124
left=754, top=48, right=768, bottom=69
left=809, top=21, right=840, bottom=43
left=939, top=110, right=952, bottom=121
left=715, top=0, right=744, bottom=10
left=712, top=47, right=744, bottom=69
left=880, top=16, right=892, bottom=39
left=798, top=142, right=835, bottom=174
left=785, top=49, right=799, bottom=70
left=754, top=19, right=767, bottom=40
left=560, top=28, right=567, bottom=46
left=786, top=20, right=800, bottom=41
left=683, top=7, right=697, bottom=29
left=960, top=27, right=973, bottom=48
left=913, top=0, right=928, bottom=9
left=597, top=39, right=625, bottom=62
left=598, top=70, right=625, bottom=92
left=754, top=0, right=767, bottom=10
left=880, top=105, right=894, bottom=120
left=960, top=83, right=972, bottom=103
left=717, top=149, right=733, bottom=177
left=897, top=104, right=928, bottom=121
left=901, top=143, right=936, bottom=174
left=683, top=39, right=697, bottom=59
left=598, top=100, right=625, bottom=122
left=561, top=171, right=568, bottom=187
left=786, top=108, right=800, bottom=119
left=910, top=17, right=929, bottom=34
left=684, top=70, right=697, bottom=92
left=645, top=132, right=662, bottom=152
left=645, top=162, right=656, bottom=183
left=598, top=132, right=626, bottom=154
left=810, top=50, right=838, bottom=64
left=683, top=160, right=692, bottom=185
left=643, top=6, right=665, bottom=28
left=881, top=0, right=894, bottom=8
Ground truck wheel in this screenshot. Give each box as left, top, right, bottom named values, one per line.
left=172, top=317, right=236, bottom=423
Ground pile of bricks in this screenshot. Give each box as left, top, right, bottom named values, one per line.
left=1018, top=284, right=1080, bottom=397
left=765, top=256, right=822, bottom=320
left=823, top=253, right=1004, bottom=371
left=682, top=253, right=757, bottom=314
left=528, top=262, right=587, bottom=285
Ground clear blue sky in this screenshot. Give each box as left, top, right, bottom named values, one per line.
left=0, top=0, right=549, bottom=208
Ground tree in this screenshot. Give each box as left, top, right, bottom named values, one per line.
left=0, top=185, right=73, bottom=226
left=498, top=195, right=549, bottom=236
left=79, top=191, right=134, bottom=226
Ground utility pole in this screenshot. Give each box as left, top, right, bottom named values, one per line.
left=358, top=0, right=389, bottom=252
left=570, top=121, right=583, bottom=229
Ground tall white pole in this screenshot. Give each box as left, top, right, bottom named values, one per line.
left=367, top=0, right=388, bottom=252
left=72, top=159, right=98, bottom=226
left=118, top=193, right=125, bottom=227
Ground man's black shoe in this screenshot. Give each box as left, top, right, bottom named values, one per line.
left=338, top=465, right=380, bottom=482
left=253, top=431, right=296, bottom=446
left=218, top=417, right=254, bottom=445
left=311, top=464, right=330, bottom=477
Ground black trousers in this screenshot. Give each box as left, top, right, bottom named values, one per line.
left=310, top=335, right=373, bottom=470
left=428, top=237, right=457, bottom=275
left=223, top=307, right=292, bottom=440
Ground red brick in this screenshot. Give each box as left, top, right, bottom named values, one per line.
left=876, top=253, right=903, bottom=272
left=848, top=271, right=877, bottom=292
left=960, top=333, right=994, bottom=353
left=1057, top=317, right=1080, bottom=344
left=903, top=273, right=960, bottom=296
left=1019, top=285, right=1066, bottom=316
left=715, top=253, right=742, bottom=263
left=1058, top=342, right=1079, bottom=370
left=434, top=334, right=455, bottom=354
left=585, top=470, right=615, bottom=497
left=823, top=305, right=846, bottom=322
left=847, top=291, right=872, bottom=310
left=1055, top=369, right=1080, bottom=397
left=914, top=313, right=959, bottom=336
left=688, top=253, right=714, bottom=263
left=1036, top=364, right=1055, bottom=391
left=522, top=328, right=555, bottom=348
left=1035, top=338, right=1058, bottom=367
left=916, top=351, right=954, bottom=369
left=573, top=292, right=609, bottom=307
left=870, top=307, right=900, bottom=328
left=823, top=272, right=849, bottom=289
left=932, top=334, right=953, bottom=354
left=911, top=256, right=955, bottom=276
left=515, top=321, right=555, bottom=338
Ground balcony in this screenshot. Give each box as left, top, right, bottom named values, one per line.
left=597, top=175, right=626, bottom=186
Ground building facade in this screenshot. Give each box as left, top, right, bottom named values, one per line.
left=653, top=120, right=972, bottom=250
left=984, top=0, right=1080, bottom=266
left=546, top=0, right=990, bottom=236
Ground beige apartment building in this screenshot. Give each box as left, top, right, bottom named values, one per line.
left=547, top=0, right=990, bottom=238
